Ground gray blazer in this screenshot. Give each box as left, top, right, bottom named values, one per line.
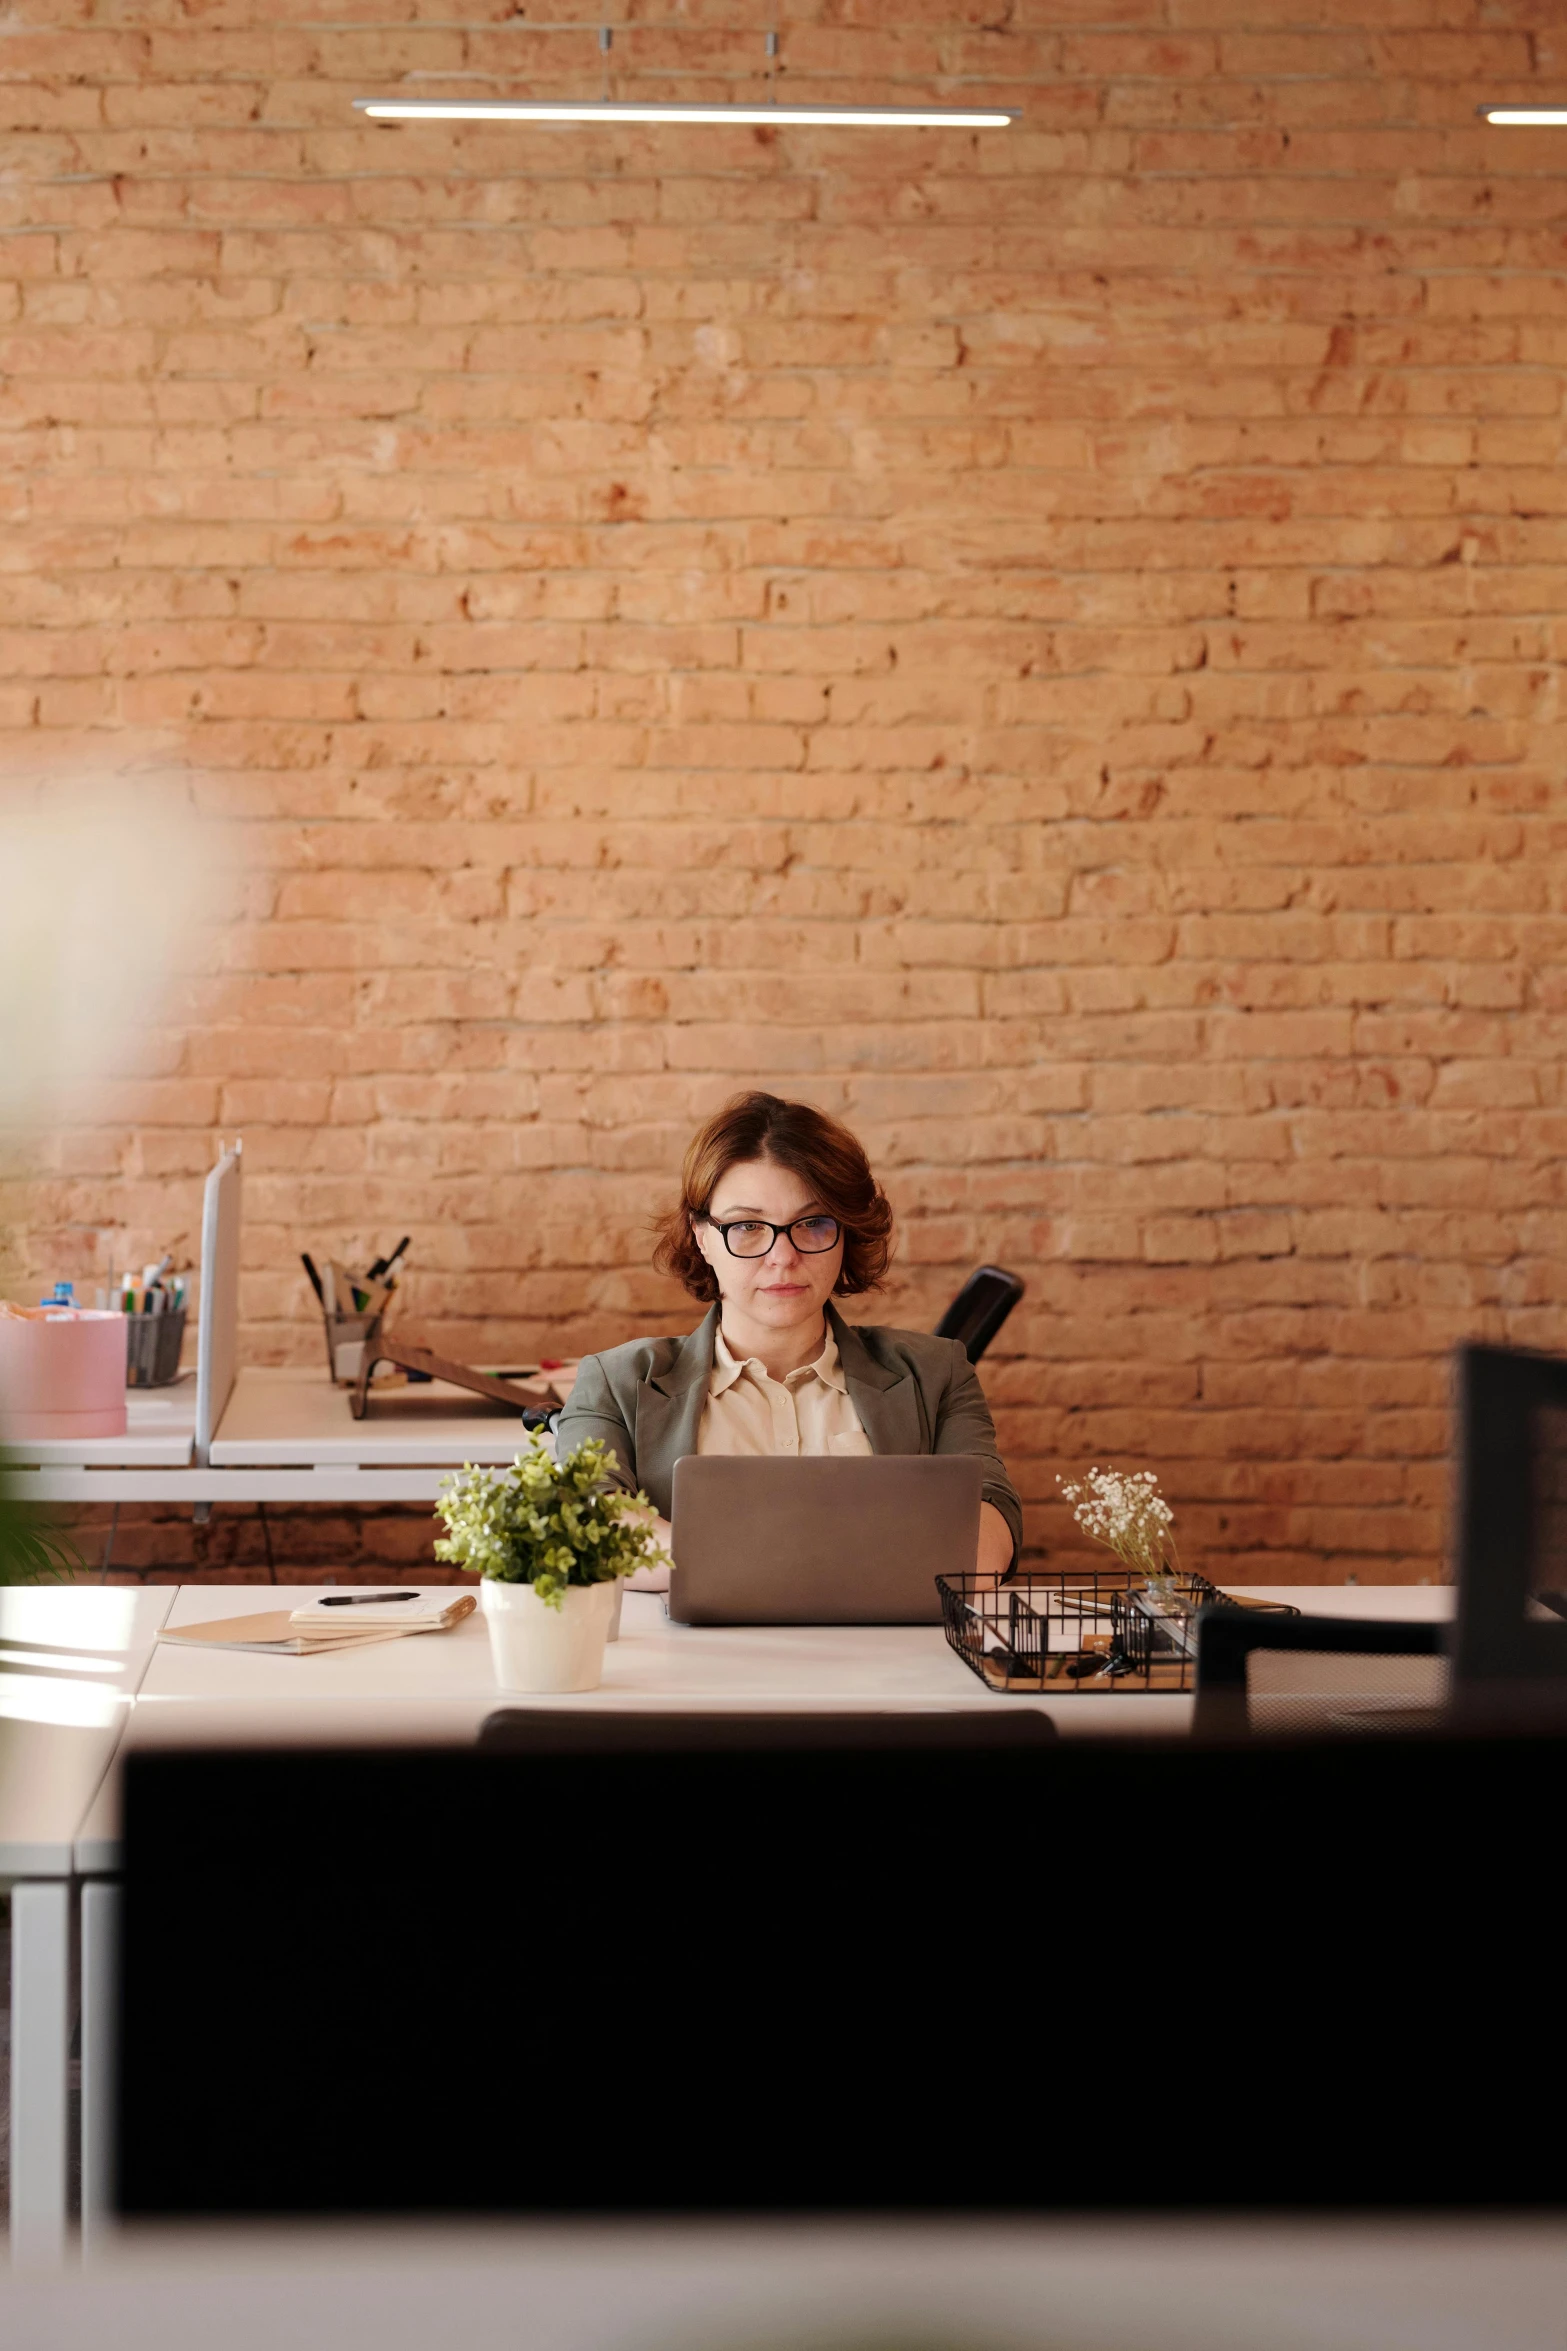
left=555, top=1302, right=1022, bottom=1562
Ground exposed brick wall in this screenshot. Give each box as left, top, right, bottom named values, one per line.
left=5, top=0, right=1567, bottom=1583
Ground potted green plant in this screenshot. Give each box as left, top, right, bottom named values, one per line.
left=434, top=1435, right=661, bottom=1693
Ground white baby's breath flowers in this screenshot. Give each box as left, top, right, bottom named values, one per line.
left=1057, top=1465, right=1179, bottom=1584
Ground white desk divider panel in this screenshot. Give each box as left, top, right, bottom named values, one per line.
left=194, top=1143, right=242, bottom=1471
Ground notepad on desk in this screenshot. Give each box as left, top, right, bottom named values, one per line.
left=159, top=1591, right=477, bottom=1656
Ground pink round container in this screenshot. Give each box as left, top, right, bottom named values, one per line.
left=0, top=1310, right=129, bottom=1442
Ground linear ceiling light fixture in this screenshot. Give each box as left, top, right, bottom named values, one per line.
left=1480, top=107, right=1567, bottom=124
left=355, top=21, right=1014, bottom=130
left=356, top=97, right=1014, bottom=126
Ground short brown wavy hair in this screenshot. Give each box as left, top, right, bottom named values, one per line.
left=653, top=1093, right=894, bottom=1304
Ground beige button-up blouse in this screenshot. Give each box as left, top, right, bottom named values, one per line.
left=696, top=1322, right=873, bottom=1460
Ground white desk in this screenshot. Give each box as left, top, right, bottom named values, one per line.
left=1, top=1588, right=176, bottom=2267
left=210, top=1366, right=547, bottom=1470
left=2, top=1380, right=199, bottom=1476
left=11, top=1367, right=543, bottom=1508
left=9, top=1580, right=1454, bottom=2266
left=78, top=1581, right=1456, bottom=1854
left=73, top=1583, right=1079, bottom=1855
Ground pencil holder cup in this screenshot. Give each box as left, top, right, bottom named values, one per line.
left=125, top=1307, right=187, bottom=1388
left=322, top=1309, right=376, bottom=1386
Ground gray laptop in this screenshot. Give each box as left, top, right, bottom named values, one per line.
left=668, top=1454, right=983, bottom=1626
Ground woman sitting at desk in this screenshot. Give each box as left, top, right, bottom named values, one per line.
left=554, top=1092, right=1021, bottom=1583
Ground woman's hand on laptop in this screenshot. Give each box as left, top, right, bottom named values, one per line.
left=626, top=1512, right=673, bottom=1593
left=976, top=1500, right=1014, bottom=1586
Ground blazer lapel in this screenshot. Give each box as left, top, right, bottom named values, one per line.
left=633, top=1306, right=719, bottom=1516
left=831, top=1305, right=926, bottom=1456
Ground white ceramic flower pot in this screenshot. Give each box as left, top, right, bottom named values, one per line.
left=480, top=1576, right=617, bottom=1694
left=605, top=1579, right=625, bottom=1643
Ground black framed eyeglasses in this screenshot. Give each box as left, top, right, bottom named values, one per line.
left=702, top=1214, right=842, bottom=1259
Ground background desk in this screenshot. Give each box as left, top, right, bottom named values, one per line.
left=4, top=1382, right=199, bottom=1511
left=3, top=1141, right=551, bottom=1516
left=9, top=1367, right=542, bottom=1513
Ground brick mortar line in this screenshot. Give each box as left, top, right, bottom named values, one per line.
left=12, top=161, right=1564, bottom=177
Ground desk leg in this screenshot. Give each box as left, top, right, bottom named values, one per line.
left=80, top=1881, right=120, bottom=2259
left=98, top=1502, right=119, bottom=1583
left=9, top=1880, right=70, bottom=2267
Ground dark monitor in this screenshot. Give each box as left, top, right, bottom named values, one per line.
left=118, top=1730, right=1567, bottom=2218
left=1454, top=1342, right=1567, bottom=1693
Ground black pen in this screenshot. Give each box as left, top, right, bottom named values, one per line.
left=301, top=1253, right=324, bottom=1304
left=316, top=1590, right=422, bottom=1607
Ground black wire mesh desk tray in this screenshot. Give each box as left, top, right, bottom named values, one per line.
left=937, top=1568, right=1301, bottom=1694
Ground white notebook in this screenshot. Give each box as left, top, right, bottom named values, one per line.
left=288, top=1590, right=476, bottom=1637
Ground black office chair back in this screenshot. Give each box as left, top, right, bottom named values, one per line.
left=933, top=1264, right=1024, bottom=1363
left=1193, top=1608, right=1449, bottom=1740
left=479, top=1707, right=1056, bottom=1754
